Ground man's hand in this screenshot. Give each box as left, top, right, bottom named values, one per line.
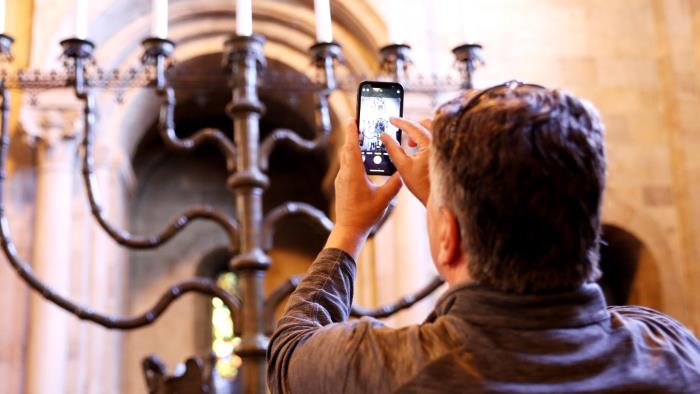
left=326, top=119, right=403, bottom=259
left=381, top=117, right=433, bottom=206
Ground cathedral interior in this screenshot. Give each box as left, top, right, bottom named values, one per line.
left=1, top=0, right=700, bottom=393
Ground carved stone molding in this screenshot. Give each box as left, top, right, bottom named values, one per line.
left=20, top=105, right=81, bottom=148
left=19, top=99, right=82, bottom=173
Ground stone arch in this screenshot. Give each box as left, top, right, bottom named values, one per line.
left=602, top=195, right=688, bottom=321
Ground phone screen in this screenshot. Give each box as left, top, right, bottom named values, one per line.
left=357, top=81, right=404, bottom=175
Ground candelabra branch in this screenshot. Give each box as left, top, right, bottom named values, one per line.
left=262, top=202, right=333, bottom=251
left=263, top=274, right=303, bottom=335
left=259, top=128, right=326, bottom=171
left=0, top=87, right=240, bottom=329
left=365, top=198, right=396, bottom=238
left=350, top=276, right=445, bottom=318
left=159, top=87, right=237, bottom=172
left=258, top=42, right=340, bottom=172
left=80, top=91, right=240, bottom=249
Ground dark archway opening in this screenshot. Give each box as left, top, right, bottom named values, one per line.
left=597, top=225, right=644, bottom=306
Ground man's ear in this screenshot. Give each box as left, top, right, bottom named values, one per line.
left=436, top=207, right=461, bottom=267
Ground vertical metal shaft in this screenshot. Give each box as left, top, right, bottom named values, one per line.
left=224, top=34, right=270, bottom=394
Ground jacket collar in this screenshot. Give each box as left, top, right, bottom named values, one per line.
left=428, top=282, right=610, bottom=329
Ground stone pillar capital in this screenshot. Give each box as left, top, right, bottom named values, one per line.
left=20, top=105, right=82, bottom=149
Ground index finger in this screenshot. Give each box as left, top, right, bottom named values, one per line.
left=389, top=117, right=432, bottom=148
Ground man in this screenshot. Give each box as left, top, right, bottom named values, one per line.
left=267, top=82, right=700, bottom=393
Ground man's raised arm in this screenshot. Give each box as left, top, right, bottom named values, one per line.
left=266, top=119, right=403, bottom=393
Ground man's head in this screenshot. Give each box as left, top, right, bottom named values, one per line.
left=427, top=82, right=606, bottom=293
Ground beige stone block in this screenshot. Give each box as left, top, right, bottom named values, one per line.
left=586, top=0, right=658, bottom=57
left=593, top=87, right=661, bottom=114
left=601, top=113, right=631, bottom=143
left=642, top=185, right=675, bottom=206
left=595, top=57, right=661, bottom=89
left=560, top=57, right=598, bottom=89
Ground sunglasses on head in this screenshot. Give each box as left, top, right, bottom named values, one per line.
left=447, top=80, right=547, bottom=135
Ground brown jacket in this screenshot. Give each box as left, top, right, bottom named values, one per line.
left=267, top=248, right=700, bottom=393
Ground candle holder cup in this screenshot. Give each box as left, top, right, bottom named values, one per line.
left=142, top=37, right=176, bottom=91
left=223, top=34, right=267, bottom=88
left=380, top=43, right=411, bottom=85
left=0, top=34, right=14, bottom=63
left=60, top=38, right=95, bottom=96
left=309, top=41, right=342, bottom=91
left=452, top=43, right=483, bottom=90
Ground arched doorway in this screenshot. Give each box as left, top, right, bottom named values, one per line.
left=597, top=224, right=662, bottom=309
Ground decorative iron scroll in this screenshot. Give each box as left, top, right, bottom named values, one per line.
left=160, top=87, right=237, bottom=172
left=80, top=90, right=240, bottom=250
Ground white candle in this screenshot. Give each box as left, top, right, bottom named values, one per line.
left=75, top=0, right=87, bottom=39
left=314, top=0, right=332, bottom=43
left=236, top=0, right=252, bottom=36
left=151, top=0, right=168, bottom=38
left=0, top=0, right=6, bottom=34
left=460, top=0, right=475, bottom=44
left=386, top=0, right=403, bottom=44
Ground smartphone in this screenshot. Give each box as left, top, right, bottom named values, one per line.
left=356, top=81, right=404, bottom=175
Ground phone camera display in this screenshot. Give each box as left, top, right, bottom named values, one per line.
left=358, top=85, right=402, bottom=174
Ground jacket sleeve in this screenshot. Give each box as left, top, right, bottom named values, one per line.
left=266, top=248, right=453, bottom=394
left=266, top=247, right=362, bottom=393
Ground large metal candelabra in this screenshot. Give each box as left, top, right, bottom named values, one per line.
left=0, top=28, right=482, bottom=393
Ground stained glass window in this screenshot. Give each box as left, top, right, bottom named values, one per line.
left=212, top=271, right=241, bottom=379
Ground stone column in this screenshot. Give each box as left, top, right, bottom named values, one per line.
left=82, top=143, right=131, bottom=394
left=21, top=105, right=80, bottom=394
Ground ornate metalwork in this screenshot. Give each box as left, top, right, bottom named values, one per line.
left=0, top=27, right=483, bottom=393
